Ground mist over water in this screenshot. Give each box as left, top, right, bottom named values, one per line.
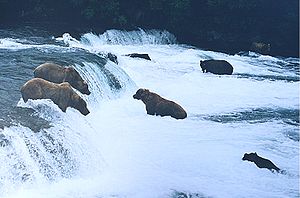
left=0, top=28, right=299, bottom=198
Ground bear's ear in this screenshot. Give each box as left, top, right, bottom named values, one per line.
left=139, top=88, right=146, bottom=93
left=254, top=152, right=257, bottom=155
left=136, top=88, right=143, bottom=94
left=138, top=89, right=148, bottom=97
left=143, top=89, right=150, bottom=96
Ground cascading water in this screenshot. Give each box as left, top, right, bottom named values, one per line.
left=0, top=28, right=299, bottom=198
left=80, top=29, right=177, bottom=46
left=0, top=33, right=136, bottom=197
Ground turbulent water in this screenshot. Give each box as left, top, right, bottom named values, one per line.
left=0, top=27, right=299, bottom=198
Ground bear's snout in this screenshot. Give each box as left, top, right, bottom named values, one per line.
left=133, top=88, right=146, bottom=100
left=82, top=108, right=90, bottom=116
left=83, top=88, right=91, bottom=95
left=133, top=93, right=141, bottom=100
left=133, top=94, right=138, bottom=99
left=242, top=153, right=250, bottom=161
left=77, top=103, right=90, bottom=115
left=75, top=81, right=91, bottom=95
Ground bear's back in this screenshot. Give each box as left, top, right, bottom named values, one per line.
left=34, top=63, right=65, bottom=82
left=36, top=62, right=63, bottom=70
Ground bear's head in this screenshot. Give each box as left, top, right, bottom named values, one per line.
left=70, top=93, right=90, bottom=116
left=242, top=152, right=258, bottom=162
left=133, top=88, right=150, bottom=101
left=64, top=67, right=91, bottom=95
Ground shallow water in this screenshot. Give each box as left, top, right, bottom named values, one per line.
left=0, top=27, right=299, bottom=198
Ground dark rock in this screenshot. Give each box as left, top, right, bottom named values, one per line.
left=126, top=53, right=151, bottom=61
left=107, top=52, right=118, bottom=64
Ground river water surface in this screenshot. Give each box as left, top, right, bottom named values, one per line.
left=0, top=27, right=299, bottom=198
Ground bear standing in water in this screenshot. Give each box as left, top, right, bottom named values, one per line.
left=34, top=62, right=91, bottom=95
left=21, top=78, right=90, bottom=115
left=200, top=60, right=233, bottom=75
left=242, top=152, right=280, bottom=172
left=133, top=88, right=187, bottom=119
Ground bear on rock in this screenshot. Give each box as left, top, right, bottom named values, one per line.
left=34, top=62, right=91, bottom=95
left=21, top=78, right=90, bottom=115
left=133, top=88, right=187, bottom=119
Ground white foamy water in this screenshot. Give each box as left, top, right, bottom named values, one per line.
left=0, top=29, right=299, bottom=198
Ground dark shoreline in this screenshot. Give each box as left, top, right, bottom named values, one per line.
left=1, top=0, right=299, bottom=58
left=0, top=22, right=299, bottom=59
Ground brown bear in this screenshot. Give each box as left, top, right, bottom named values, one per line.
left=133, top=88, right=187, bottom=119
left=200, top=60, right=233, bottom=75
left=34, top=62, right=91, bottom=95
left=242, top=152, right=280, bottom=172
left=20, top=78, right=90, bottom=115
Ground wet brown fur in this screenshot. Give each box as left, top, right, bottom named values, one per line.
left=34, top=62, right=90, bottom=95
left=20, top=78, right=90, bottom=115
left=133, top=88, right=187, bottom=119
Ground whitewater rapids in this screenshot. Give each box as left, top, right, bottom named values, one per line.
left=0, top=28, right=299, bottom=198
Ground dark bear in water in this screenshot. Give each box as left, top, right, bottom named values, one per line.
left=21, top=78, right=90, bottom=115
left=200, top=60, right=233, bottom=75
left=126, top=53, right=151, bottom=61
left=242, top=152, right=280, bottom=172
left=34, top=62, right=91, bottom=95
left=133, top=88, right=187, bottom=119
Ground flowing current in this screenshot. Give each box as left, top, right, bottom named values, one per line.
left=0, top=27, right=299, bottom=198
